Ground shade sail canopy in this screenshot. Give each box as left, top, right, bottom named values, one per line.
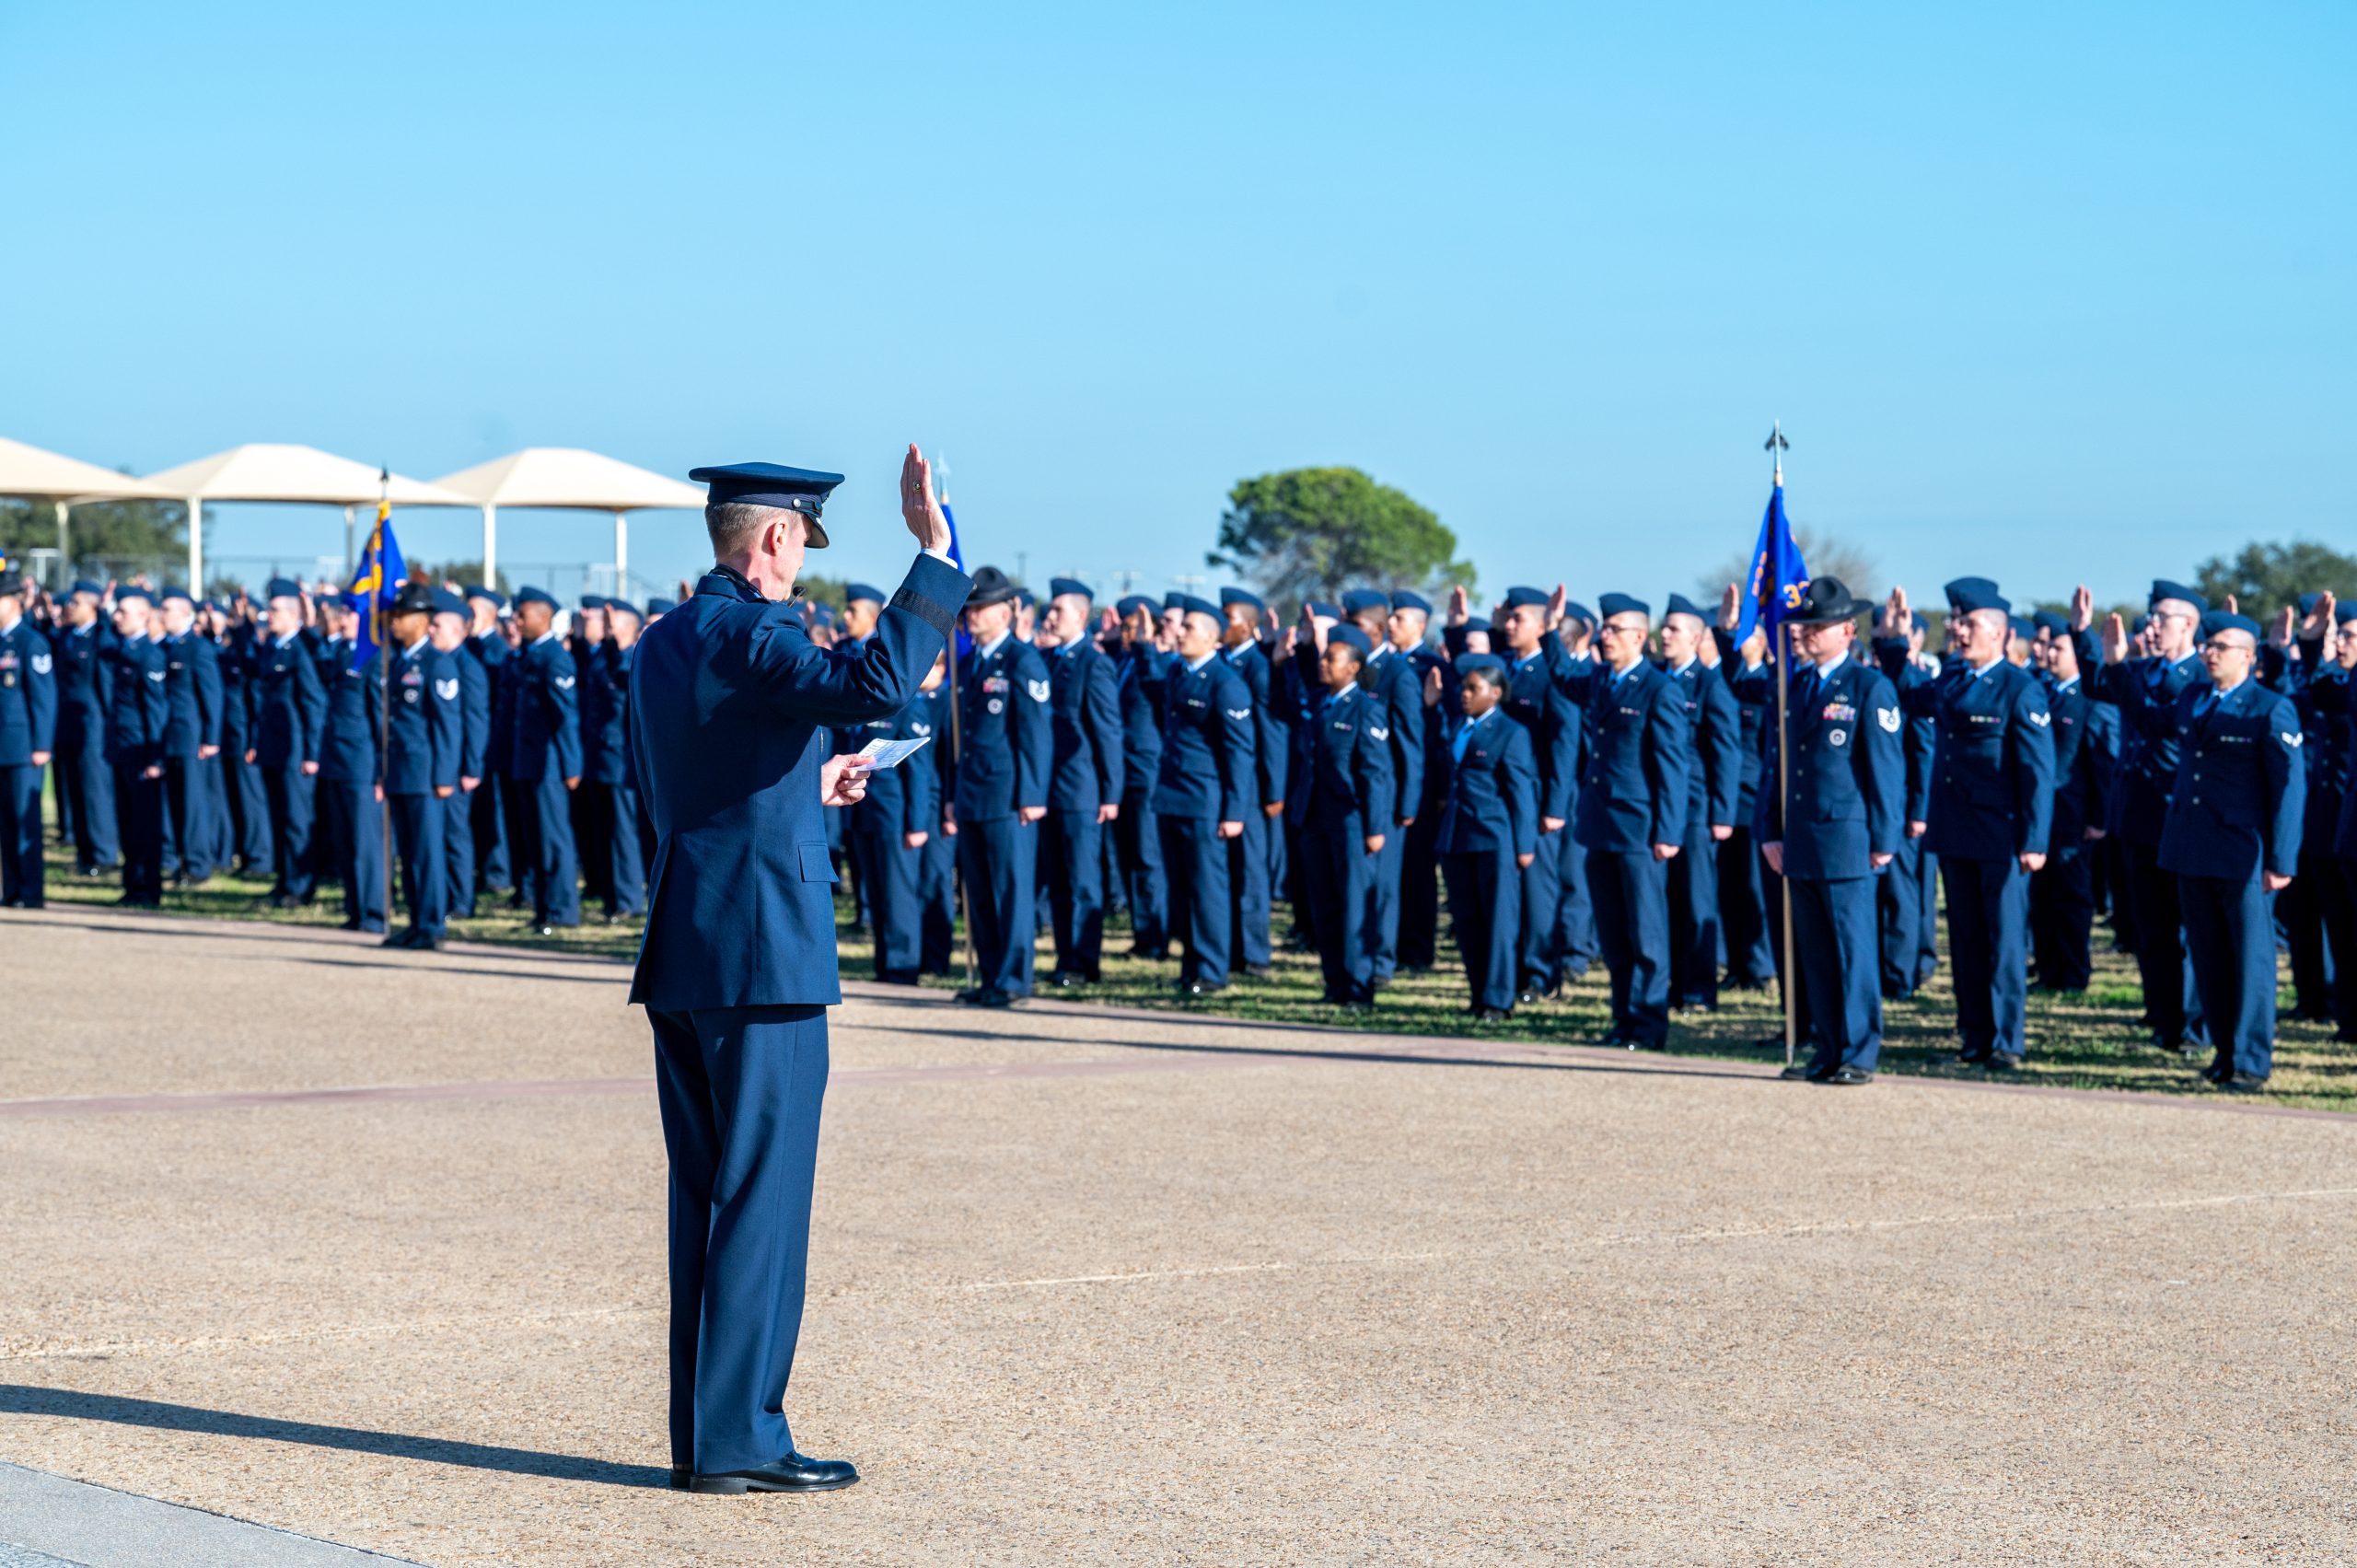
left=430, top=447, right=706, bottom=512
left=145, top=444, right=470, bottom=507
left=0, top=436, right=173, bottom=501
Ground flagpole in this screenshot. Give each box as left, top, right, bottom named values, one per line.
left=1768, top=428, right=1797, bottom=1072
left=377, top=468, right=394, bottom=939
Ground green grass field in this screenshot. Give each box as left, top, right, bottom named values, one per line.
left=31, top=802, right=2357, bottom=1113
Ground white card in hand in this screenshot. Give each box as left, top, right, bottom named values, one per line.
left=854, top=735, right=932, bottom=770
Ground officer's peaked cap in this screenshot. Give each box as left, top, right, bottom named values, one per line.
left=690, top=461, right=844, bottom=549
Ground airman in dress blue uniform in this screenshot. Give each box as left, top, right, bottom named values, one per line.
left=1435, top=655, right=1539, bottom=1019
left=316, top=606, right=388, bottom=935
left=2295, top=598, right=2357, bottom=1041
left=428, top=590, right=490, bottom=921
left=1866, top=610, right=1940, bottom=999
left=1341, top=588, right=1423, bottom=985
left=1039, top=577, right=1124, bottom=984
left=1387, top=591, right=1449, bottom=971
left=1709, top=601, right=1777, bottom=990
left=2259, top=593, right=2343, bottom=1024
left=1218, top=587, right=1284, bottom=977
left=2159, top=610, right=2305, bottom=1088
left=631, top=450, right=969, bottom=1495
left=507, top=587, right=584, bottom=934
left=250, top=580, right=324, bottom=907
left=950, top=566, right=1051, bottom=1005
left=1878, top=579, right=2056, bottom=1068
left=464, top=587, right=513, bottom=903
left=601, top=600, right=649, bottom=920
left=154, top=587, right=223, bottom=886
left=1155, top=593, right=1256, bottom=996
left=48, top=580, right=117, bottom=876
left=1755, top=577, right=1905, bottom=1083
left=1295, top=624, right=1394, bottom=1009
left=380, top=582, right=462, bottom=948
left=213, top=598, right=273, bottom=875
left=1545, top=591, right=1693, bottom=1048
left=1657, top=592, right=1742, bottom=1011
left=0, top=567, right=57, bottom=907
left=103, top=589, right=168, bottom=907
left=1111, top=594, right=1170, bottom=958
left=1550, top=599, right=1602, bottom=983
left=2027, top=610, right=2114, bottom=993
left=846, top=653, right=941, bottom=984
left=1492, top=587, right=1577, bottom=1004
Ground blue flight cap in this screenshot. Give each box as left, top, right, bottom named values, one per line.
left=1116, top=594, right=1155, bottom=619
left=579, top=593, right=607, bottom=610
left=429, top=587, right=469, bottom=617
left=1051, top=577, right=1094, bottom=602
left=1596, top=593, right=1649, bottom=621
left=1327, top=623, right=1373, bottom=658
left=1461, top=614, right=1491, bottom=633
left=158, top=584, right=193, bottom=605
left=2008, top=615, right=2036, bottom=642
left=645, top=597, right=676, bottom=616
left=1341, top=588, right=1390, bottom=617
left=2337, top=603, right=2357, bottom=628
left=1662, top=592, right=1705, bottom=621
left=1390, top=589, right=1431, bottom=615
left=71, top=578, right=106, bottom=598
left=1219, top=587, right=1264, bottom=612
left=1501, top=586, right=1549, bottom=610
left=1456, top=653, right=1509, bottom=679
left=689, top=461, right=845, bottom=548
left=264, top=577, right=303, bottom=600
left=115, top=587, right=154, bottom=608
left=2201, top=610, right=2261, bottom=642
left=463, top=584, right=506, bottom=610
left=1161, top=591, right=1186, bottom=612
left=845, top=582, right=886, bottom=605
left=1013, top=587, right=1036, bottom=611
left=605, top=598, right=641, bottom=620
left=2034, top=610, right=2069, bottom=637
left=1171, top=593, right=1221, bottom=621
left=513, top=586, right=561, bottom=611
left=1561, top=599, right=1596, bottom=626
left=2149, top=579, right=2208, bottom=614
left=1945, top=578, right=2011, bottom=615
left=1910, top=610, right=1930, bottom=633
left=810, top=601, right=838, bottom=625
left=2297, top=591, right=2325, bottom=617
left=1305, top=600, right=1341, bottom=620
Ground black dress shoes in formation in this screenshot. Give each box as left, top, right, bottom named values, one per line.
left=675, top=1451, right=860, bottom=1495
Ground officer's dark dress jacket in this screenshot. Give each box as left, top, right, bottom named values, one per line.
left=216, top=624, right=257, bottom=758
left=2092, top=651, right=2204, bottom=845
left=471, top=633, right=514, bottom=777
left=627, top=555, right=969, bottom=1010
left=953, top=633, right=1051, bottom=821
left=1504, top=650, right=1578, bottom=825
left=2157, top=676, right=2305, bottom=882
left=0, top=618, right=57, bottom=762
left=577, top=635, right=628, bottom=784
left=52, top=621, right=106, bottom=755
left=159, top=631, right=222, bottom=760
left=1666, top=656, right=1742, bottom=831
left=1434, top=709, right=1538, bottom=858
left=318, top=648, right=382, bottom=784
left=1153, top=654, right=1254, bottom=822
left=102, top=633, right=167, bottom=767
left=1752, top=651, right=1906, bottom=882
left=384, top=638, right=461, bottom=796
left=251, top=632, right=325, bottom=769
left=2043, top=675, right=2114, bottom=852
left=1223, top=641, right=1286, bottom=812
left=846, top=694, right=938, bottom=842
left=1544, top=650, right=1693, bottom=854
left=1048, top=640, right=1123, bottom=813
left=1362, top=645, right=1423, bottom=823
left=1881, top=652, right=2056, bottom=862
left=1298, top=682, right=1393, bottom=837
left=507, top=634, right=582, bottom=784
left=453, top=641, right=493, bottom=783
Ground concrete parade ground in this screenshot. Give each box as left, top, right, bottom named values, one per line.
left=2, top=908, right=2353, bottom=1566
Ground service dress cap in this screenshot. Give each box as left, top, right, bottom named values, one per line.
left=645, top=597, right=677, bottom=616
left=2033, top=610, right=2069, bottom=637
left=71, top=578, right=106, bottom=598
left=429, top=587, right=470, bottom=618
left=1561, top=599, right=1596, bottom=626
left=158, top=584, right=194, bottom=605
left=2008, top=615, right=2037, bottom=642
left=264, top=577, right=303, bottom=601
left=579, top=593, right=607, bottom=610
left=1305, top=600, right=1341, bottom=620
left=1945, top=578, right=2012, bottom=616
left=1219, top=586, right=1263, bottom=612
left=115, top=587, right=154, bottom=607
left=690, top=461, right=845, bottom=548
left=844, top=581, right=886, bottom=605
left=2200, top=610, right=2262, bottom=642
left=463, top=584, right=506, bottom=610
left=605, top=598, right=642, bottom=620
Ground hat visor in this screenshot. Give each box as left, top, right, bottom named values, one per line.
left=806, top=518, right=829, bottom=550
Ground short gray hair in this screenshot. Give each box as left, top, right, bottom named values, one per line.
left=706, top=502, right=792, bottom=558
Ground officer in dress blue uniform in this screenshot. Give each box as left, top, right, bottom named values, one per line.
left=1658, top=593, right=1741, bottom=1012
left=214, top=598, right=273, bottom=875
left=49, top=580, right=118, bottom=876
left=1545, top=591, right=1693, bottom=1049
left=2080, top=579, right=2210, bottom=1053
left=308, top=598, right=358, bottom=888
left=571, top=600, right=619, bottom=914
left=103, top=588, right=168, bottom=907
left=632, top=450, right=969, bottom=1494
left=1755, top=577, right=1905, bottom=1084
left=428, top=590, right=490, bottom=921
left=1111, top=594, right=1170, bottom=958
left=2259, top=593, right=2341, bottom=1023
left=2159, top=610, right=2305, bottom=1089
left=1551, top=600, right=1601, bottom=982
left=1878, top=579, right=2056, bottom=1068
left=316, top=604, right=388, bottom=935
left=507, top=587, right=584, bottom=934
left=916, top=671, right=959, bottom=975
left=379, top=582, right=461, bottom=948
left=1492, top=587, right=1576, bottom=1004
left=949, top=566, right=1051, bottom=1005
left=846, top=652, right=941, bottom=984
left=1866, top=610, right=1940, bottom=999
left=1037, top=578, right=1124, bottom=985
left=2028, top=611, right=2113, bottom=993
left=599, top=600, right=649, bottom=920
left=1387, top=591, right=1449, bottom=972
left=1341, top=589, right=1422, bottom=985
left=1217, top=587, right=1284, bottom=978
left=1155, top=594, right=1256, bottom=996
left=2292, top=598, right=2357, bottom=1041
left=1435, top=655, right=1539, bottom=1020
left=464, top=587, right=514, bottom=903
left=0, top=567, right=57, bottom=907
left=1295, top=623, right=1394, bottom=1009
left=154, top=587, right=223, bottom=885
left=1709, top=601, right=1775, bottom=989
left=250, top=580, right=324, bottom=907
left=1277, top=601, right=1341, bottom=952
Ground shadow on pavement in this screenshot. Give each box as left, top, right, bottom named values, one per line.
left=0, top=1385, right=669, bottom=1490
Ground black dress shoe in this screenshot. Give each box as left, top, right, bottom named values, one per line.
left=341, top=916, right=364, bottom=931
left=2223, top=1071, right=2270, bottom=1093
left=1777, top=1062, right=1813, bottom=1080
left=1822, top=1066, right=1875, bottom=1086
left=1177, top=979, right=1228, bottom=998
left=1986, top=1051, right=2024, bottom=1071
left=1470, top=1005, right=1513, bottom=1023
left=1596, top=1032, right=1633, bottom=1050
left=1945, top=1049, right=1991, bottom=1068
left=1241, top=962, right=1273, bottom=981
left=380, top=929, right=420, bottom=949
left=1128, top=944, right=1169, bottom=959
left=684, top=1451, right=860, bottom=1495
left=1337, top=1000, right=1374, bottom=1016
left=1515, top=987, right=1544, bottom=1007
left=956, top=987, right=1015, bottom=1007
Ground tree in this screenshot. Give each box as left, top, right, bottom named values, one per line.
left=0, top=492, right=186, bottom=578
left=2192, top=539, right=2357, bottom=618
left=1698, top=528, right=1876, bottom=602
left=1208, top=467, right=1473, bottom=610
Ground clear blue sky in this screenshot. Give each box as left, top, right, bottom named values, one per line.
left=5, top=1, right=2350, bottom=607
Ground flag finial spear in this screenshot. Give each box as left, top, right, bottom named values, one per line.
left=1764, top=421, right=1789, bottom=486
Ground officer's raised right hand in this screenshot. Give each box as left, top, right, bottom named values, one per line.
left=899, top=445, right=953, bottom=553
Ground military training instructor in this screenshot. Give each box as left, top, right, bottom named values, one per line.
left=629, top=443, right=972, bottom=1495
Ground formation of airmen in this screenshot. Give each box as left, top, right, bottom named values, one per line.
left=0, top=552, right=2334, bottom=1092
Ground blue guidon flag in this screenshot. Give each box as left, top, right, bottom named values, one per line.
left=344, top=492, right=407, bottom=671
left=1736, top=470, right=1807, bottom=649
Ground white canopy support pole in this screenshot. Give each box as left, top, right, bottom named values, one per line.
left=54, top=500, right=68, bottom=568
left=343, top=505, right=356, bottom=576
left=482, top=504, right=498, bottom=587
left=187, top=497, right=203, bottom=592
left=613, top=510, right=628, bottom=590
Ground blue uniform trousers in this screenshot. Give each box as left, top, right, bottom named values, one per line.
left=161, top=756, right=216, bottom=880
left=919, top=830, right=957, bottom=974
left=1444, top=847, right=1522, bottom=1013
left=851, top=827, right=925, bottom=981
left=389, top=791, right=447, bottom=938
left=442, top=788, right=476, bottom=917
left=1718, top=827, right=1773, bottom=987
left=1554, top=835, right=1596, bottom=979
left=958, top=815, right=1037, bottom=996
left=471, top=774, right=511, bottom=893
left=520, top=770, right=580, bottom=927
left=2030, top=846, right=2096, bottom=993
left=261, top=766, right=315, bottom=900
left=1115, top=801, right=1168, bottom=953
left=1159, top=814, right=1233, bottom=988
left=226, top=750, right=273, bottom=871
left=57, top=732, right=119, bottom=870
left=2125, top=840, right=2201, bottom=1043
left=1039, top=809, right=1106, bottom=978
left=1304, top=830, right=1383, bottom=1005
left=1368, top=831, right=1406, bottom=982
left=650, top=1003, right=829, bottom=1476
left=1399, top=813, right=1441, bottom=970
left=1, top=763, right=43, bottom=906
left=112, top=761, right=165, bottom=903
left=1586, top=847, right=1670, bottom=1043
left=1915, top=847, right=1942, bottom=983
left=316, top=782, right=387, bottom=931
left=201, top=756, right=234, bottom=872
left=1790, top=875, right=1884, bottom=1074
left=2279, top=847, right=2343, bottom=1023
left=1942, top=854, right=2030, bottom=1058
left=1666, top=816, right=1721, bottom=1009
left=1877, top=838, right=1927, bottom=997
left=2179, top=873, right=2277, bottom=1079
left=1226, top=811, right=1272, bottom=971
left=607, top=782, right=647, bottom=916
left=1515, top=831, right=1563, bottom=993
